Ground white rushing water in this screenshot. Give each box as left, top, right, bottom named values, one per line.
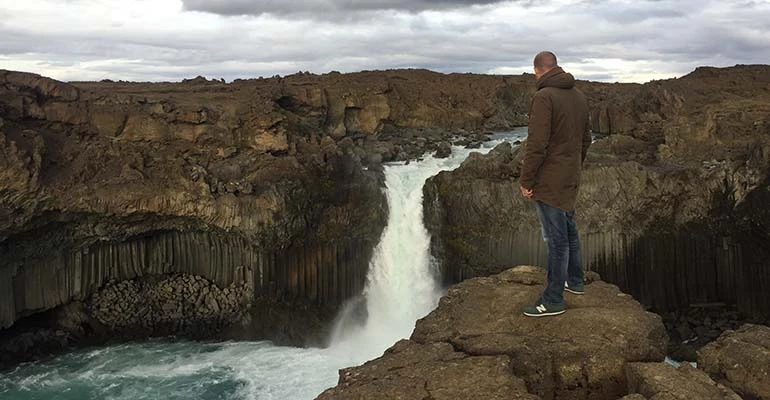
left=0, top=129, right=527, bottom=400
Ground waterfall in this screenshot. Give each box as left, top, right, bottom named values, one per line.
left=328, top=160, right=443, bottom=359
left=328, top=130, right=527, bottom=361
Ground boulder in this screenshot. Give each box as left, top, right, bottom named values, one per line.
left=698, top=324, right=770, bottom=399
left=434, top=141, right=451, bottom=158
left=87, top=273, right=252, bottom=338
left=661, top=305, right=745, bottom=363
left=626, top=362, right=741, bottom=399
left=319, top=266, right=668, bottom=400
left=316, top=339, right=539, bottom=400
left=3, top=70, right=80, bottom=101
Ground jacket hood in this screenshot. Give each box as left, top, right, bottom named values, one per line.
left=536, top=67, right=576, bottom=90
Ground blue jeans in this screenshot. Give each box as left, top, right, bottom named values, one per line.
left=535, top=201, right=584, bottom=305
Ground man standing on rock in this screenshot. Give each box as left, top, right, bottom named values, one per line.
left=519, top=51, right=592, bottom=317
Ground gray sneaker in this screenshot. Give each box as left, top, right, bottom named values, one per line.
left=565, top=282, right=585, bottom=295
left=522, top=302, right=566, bottom=317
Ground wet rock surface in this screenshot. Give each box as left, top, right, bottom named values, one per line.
left=660, top=305, right=768, bottom=362
left=318, top=266, right=668, bottom=400
left=698, top=324, right=770, bottom=400
left=433, top=141, right=452, bottom=158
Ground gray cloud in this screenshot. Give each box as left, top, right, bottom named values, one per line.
left=0, top=0, right=768, bottom=83
left=182, top=0, right=513, bottom=16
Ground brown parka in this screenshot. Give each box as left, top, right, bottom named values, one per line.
left=519, top=67, right=592, bottom=211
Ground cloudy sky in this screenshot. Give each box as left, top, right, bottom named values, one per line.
left=0, top=0, right=768, bottom=83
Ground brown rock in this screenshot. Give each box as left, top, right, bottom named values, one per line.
left=0, top=67, right=392, bottom=331
left=324, top=91, right=390, bottom=137
left=316, top=339, right=539, bottom=400
left=90, top=107, right=128, bottom=136
left=619, top=395, right=647, bottom=400
left=174, top=108, right=208, bottom=124
left=4, top=71, right=80, bottom=101
left=698, top=324, right=770, bottom=399
left=171, top=123, right=213, bottom=142
left=434, top=141, right=451, bottom=158
left=122, top=114, right=170, bottom=141
left=321, top=266, right=667, bottom=400
left=626, top=362, right=741, bottom=399
left=42, top=102, right=88, bottom=125
left=410, top=266, right=667, bottom=400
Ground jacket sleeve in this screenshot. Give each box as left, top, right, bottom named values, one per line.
left=519, top=93, right=551, bottom=189
left=582, top=114, right=592, bottom=164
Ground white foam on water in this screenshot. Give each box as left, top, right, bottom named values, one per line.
left=0, top=129, right=528, bottom=400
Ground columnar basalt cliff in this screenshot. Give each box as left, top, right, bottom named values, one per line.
left=0, top=68, right=536, bottom=363
left=424, top=65, right=770, bottom=320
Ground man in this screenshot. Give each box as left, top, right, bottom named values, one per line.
left=520, top=51, right=592, bottom=317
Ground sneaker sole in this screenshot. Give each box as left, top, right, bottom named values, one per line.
left=523, top=309, right=566, bottom=317
left=564, top=288, right=585, bottom=295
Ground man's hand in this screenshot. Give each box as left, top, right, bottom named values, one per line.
left=520, top=186, right=533, bottom=199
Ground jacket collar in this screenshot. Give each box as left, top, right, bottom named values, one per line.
left=536, top=67, right=575, bottom=90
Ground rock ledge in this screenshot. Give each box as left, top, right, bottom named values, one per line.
left=698, top=324, right=770, bottom=400
left=318, top=266, right=669, bottom=400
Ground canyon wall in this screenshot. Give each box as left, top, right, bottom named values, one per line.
left=0, top=68, right=536, bottom=345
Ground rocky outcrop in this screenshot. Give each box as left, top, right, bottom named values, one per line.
left=626, top=362, right=741, bottom=399
left=317, top=339, right=540, bottom=400
left=698, top=324, right=770, bottom=400
left=424, top=65, right=770, bottom=321
left=71, top=69, right=536, bottom=161
left=270, top=70, right=533, bottom=136
left=88, top=273, right=251, bottom=336
left=434, top=141, right=452, bottom=158
left=0, top=69, right=390, bottom=349
left=660, top=305, right=749, bottom=362
left=318, top=266, right=668, bottom=400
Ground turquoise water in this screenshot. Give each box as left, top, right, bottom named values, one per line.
left=0, top=340, right=347, bottom=400
left=0, top=129, right=528, bottom=400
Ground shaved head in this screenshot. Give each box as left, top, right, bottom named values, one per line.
left=534, top=51, right=558, bottom=70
